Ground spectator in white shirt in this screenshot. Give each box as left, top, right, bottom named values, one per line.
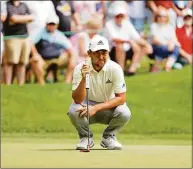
left=104, top=6, right=152, bottom=76
left=150, top=8, right=180, bottom=72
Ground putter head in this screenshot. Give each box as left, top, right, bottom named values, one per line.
left=79, top=145, right=90, bottom=152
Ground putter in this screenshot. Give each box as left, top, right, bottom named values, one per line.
left=80, top=60, right=90, bottom=153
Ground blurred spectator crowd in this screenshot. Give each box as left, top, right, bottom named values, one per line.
left=0, top=0, right=192, bottom=85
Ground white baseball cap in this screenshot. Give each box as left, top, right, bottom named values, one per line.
left=182, top=9, right=193, bottom=17
left=89, top=35, right=110, bottom=52
left=47, top=15, right=59, bottom=24
left=113, top=6, right=127, bottom=16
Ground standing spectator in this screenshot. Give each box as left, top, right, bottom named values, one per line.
left=176, top=9, right=192, bottom=64
left=51, top=0, right=81, bottom=38
left=104, top=6, right=152, bottom=76
left=3, top=0, right=34, bottom=85
left=0, top=1, right=7, bottom=84
left=1, top=1, right=7, bottom=63
left=147, top=0, right=177, bottom=28
left=23, top=1, right=58, bottom=85
left=72, top=17, right=103, bottom=65
left=150, top=8, right=180, bottom=72
left=127, top=1, right=146, bottom=35
left=31, top=16, right=75, bottom=84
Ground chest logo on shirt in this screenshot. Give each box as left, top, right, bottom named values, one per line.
left=106, top=79, right=112, bottom=84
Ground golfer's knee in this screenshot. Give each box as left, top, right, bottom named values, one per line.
left=114, top=105, right=131, bottom=122
left=68, top=103, right=82, bottom=117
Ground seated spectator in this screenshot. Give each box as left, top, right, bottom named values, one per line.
left=104, top=0, right=129, bottom=22
left=31, top=16, right=75, bottom=84
left=3, top=0, right=34, bottom=85
left=150, top=8, right=180, bottom=72
left=176, top=9, right=192, bottom=65
left=72, top=17, right=103, bottom=65
left=104, top=6, right=152, bottom=76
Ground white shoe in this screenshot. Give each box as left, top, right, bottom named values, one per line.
left=100, top=137, right=122, bottom=150
left=76, top=137, right=94, bottom=150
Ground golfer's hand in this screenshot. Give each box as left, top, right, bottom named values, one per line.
left=76, top=104, right=86, bottom=117
left=78, top=105, right=97, bottom=118
left=81, top=64, right=90, bottom=79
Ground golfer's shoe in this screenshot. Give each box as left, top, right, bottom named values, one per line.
left=76, top=137, right=94, bottom=150
left=100, top=137, right=122, bottom=150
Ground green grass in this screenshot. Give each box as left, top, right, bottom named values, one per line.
left=1, top=66, right=192, bottom=136
left=2, top=138, right=192, bottom=168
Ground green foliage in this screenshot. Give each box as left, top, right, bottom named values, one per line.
left=1, top=66, right=192, bottom=134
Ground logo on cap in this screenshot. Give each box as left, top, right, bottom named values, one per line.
left=97, top=40, right=104, bottom=45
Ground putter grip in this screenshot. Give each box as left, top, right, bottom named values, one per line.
left=85, top=73, right=90, bottom=89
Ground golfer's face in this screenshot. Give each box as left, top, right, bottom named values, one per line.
left=90, top=50, right=108, bottom=71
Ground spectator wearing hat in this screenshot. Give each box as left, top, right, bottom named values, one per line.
left=3, top=0, right=34, bottom=85
left=31, top=16, right=75, bottom=84
left=72, top=17, right=103, bottom=65
left=176, top=9, right=192, bottom=65
left=150, top=8, right=180, bottom=72
left=104, top=6, right=152, bottom=76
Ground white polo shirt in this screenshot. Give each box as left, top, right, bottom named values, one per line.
left=72, top=58, right=126, bottom=102
left=104, top=19, right=140, bottom=51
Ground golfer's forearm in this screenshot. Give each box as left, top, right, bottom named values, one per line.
left=95, top=97, right=125, bottom=112
left=72, top=79, right=86, bottom=103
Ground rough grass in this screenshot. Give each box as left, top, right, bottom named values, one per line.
left=1, top=66, right=192, bottom=135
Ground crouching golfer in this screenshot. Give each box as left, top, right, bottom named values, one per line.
left=68, top=35, right=131, bottom=150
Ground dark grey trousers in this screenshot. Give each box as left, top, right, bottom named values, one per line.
left=68, top=100, right=131, bottom=138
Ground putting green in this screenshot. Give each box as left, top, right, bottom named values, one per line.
left=1, top=138, right=192, bottom=168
